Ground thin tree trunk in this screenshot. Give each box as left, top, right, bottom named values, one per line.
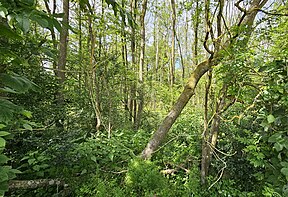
left=200, top=0, right=226, bottom=184
left=130, top=0, right=137, bottom=124
left=201, top=70, right=212, bottom=185
left=57, top=0, right=69, bottom=84
left=175, top=33, right=185, bottom=80
left=134, top=0, right=148, bottom=130
left=141, top=0, right=268, bottom=160
left=194, top=1, right=200, bottom=66
left=170, top=0, right=176, bottom=87
left=44, top=0, right=57, bottom=74
left=87, top=6, right=102, bottom=132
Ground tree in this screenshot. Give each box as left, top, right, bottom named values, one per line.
left=134, top=0, right=148, bottom=130
left=141, top=0, right=269, bottom=160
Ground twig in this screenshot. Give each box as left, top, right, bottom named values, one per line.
left=257, top=9, right=288, bottom=16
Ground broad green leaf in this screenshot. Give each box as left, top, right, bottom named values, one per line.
left=274, top=142, right=283, bottom=152
left=30, top=14, right=49, bottom=28
left=28, top=158, right=36, bottom=165
left=0, top=23, right=22, bottom=39
left=280, top=162, right=288, bottom=167
left=281, top=168, right=288, bottom=177
left=0, top=154, right=9, bottom=163
left=0, top=98, right=18, bottom=123
left=0, top=131, right=10, bottom=137
left=0, top=73, right=38, bottom=93
left=267, top=114, right=275, bottom=124
left=33, top=165, right=40, bottom=171
left=0, top=170, right=8, bottom=182
left=268, top=133, right=282, bottom=143
left=0, top=137, right=5, bottom=148
left=23, top=124, right=32, bottom=131
left=0, top=124, right=5, bottom=129
left=16, top=13, right=30, bottom=34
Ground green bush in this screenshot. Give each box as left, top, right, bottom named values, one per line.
left=75, top=175, right=126, bottom=197
left=125, top=158, right=174, bottom=196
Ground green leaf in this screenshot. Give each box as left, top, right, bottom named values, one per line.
left=52, top=18, right=62, bottom=32
left=284, top=139, right=288, bottom=150
left=0, top=189, right=6, bottom=196
left=16, top=13, right=30, bottom=34
left=0, top=23, right=22, bottom=40
left=0, top=124, right=6, bottom=129
left=0, top=87, right=19, bottom=93
left=81, top=169, right=87, bottom=175
left=30, top=14, right=49, bottom=28
left=268, top=133, right=282, bottom=143
left=0, top=131, right=10, bottom=137
left=108, top=153, right=114, bottom=161
left=281, top=168, right=288, bottom=177
left=267, top=114, right=275, bottom=124
left=0, top=170, right=8, bottom=182
left=23, top=124, right=32, bottom=131
left=274, top=142, right=283, bottom=152
left=0, top=6, right=7, bottom=17
left=280, top=162, right=288, bottom=167
left=0, top=154, right=9, bottom=163
left=0, top=181, right=8, bottom=191
left=28, top=158, right=36, bottom=165
left=91, top=156, right=97, bottom=162
left=0, top=73, right=38, bottom=93
left=21, top=110, right=32, bottom=118
left=19, top=0, right=35, bottom=6
left=0, top=137, right=5, bottom=148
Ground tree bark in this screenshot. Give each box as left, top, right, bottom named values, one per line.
left=201, top=70, right=212, bottom=185
left=130, top=0, right=137, bottom=124
left=9, top=179, right=66, bottom=189
left=57, top=0, right=69, bottom=84
left=134, top=0, right=148, bottom=130
left=170, top=0, right=176, bottom=87
left=141, top=0, right=268, bottom=160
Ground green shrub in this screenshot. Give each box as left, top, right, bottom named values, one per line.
left=75, top=175, right=126, bottom=197
left=125, top=158, right=174, bottom=196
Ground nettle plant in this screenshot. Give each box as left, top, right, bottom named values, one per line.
left=0, top=73, right=38, bottom=195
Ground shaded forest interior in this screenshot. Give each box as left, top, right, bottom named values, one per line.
left=1, top=0, right=288, bottom=196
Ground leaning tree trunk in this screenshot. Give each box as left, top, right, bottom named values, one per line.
left=141, top=0, right=268, bottom=160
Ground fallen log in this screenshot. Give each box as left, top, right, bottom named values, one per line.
left=9, top=179, right=67, bottom=189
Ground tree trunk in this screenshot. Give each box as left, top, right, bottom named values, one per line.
left=170, top=0, right=176, bottom=87
left=134, top=0, right=148, bottom=130
left=130, top=0, right=137, bottom=124
left=57, top=0, right=69, bottom=84
left=141, top=0, right=268, bottom=160
left=201, top=70, right=212, bottom=185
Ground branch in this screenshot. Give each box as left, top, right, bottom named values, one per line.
left=257, top=9, right=288, bottom=16
left=235, top=0, right=246, bottom=13
left=9, top=179, right=66, bottom=189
